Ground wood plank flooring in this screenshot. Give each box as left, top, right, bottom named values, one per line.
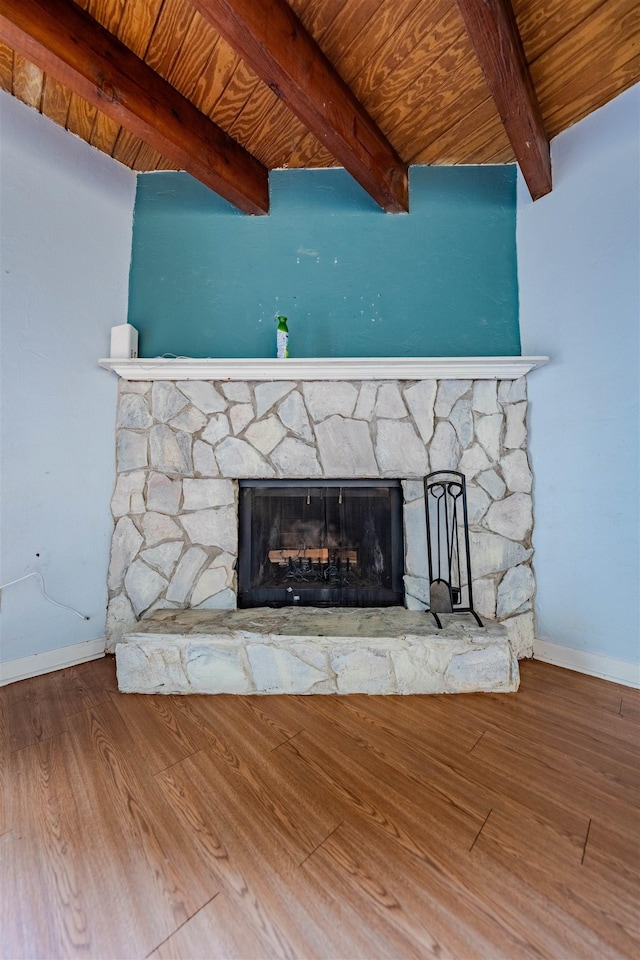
left=1, top=656, right=638, bottom=959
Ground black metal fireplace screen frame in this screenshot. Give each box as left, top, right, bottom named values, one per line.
left=238, top=479, right=405, bottom=609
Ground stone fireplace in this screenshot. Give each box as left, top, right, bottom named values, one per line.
left=105, top=359, right=543, bottom=683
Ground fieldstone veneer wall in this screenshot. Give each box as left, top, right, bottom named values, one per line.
left=106, top=377, right=535, bottom=657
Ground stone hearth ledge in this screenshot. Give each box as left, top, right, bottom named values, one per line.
left=115, top=608, right=519, bottom=695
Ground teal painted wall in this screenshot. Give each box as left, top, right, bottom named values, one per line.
left=128, top=165, right=519, bottom=358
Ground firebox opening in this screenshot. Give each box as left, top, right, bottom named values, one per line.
left=238, top=480, right=404, bottom=608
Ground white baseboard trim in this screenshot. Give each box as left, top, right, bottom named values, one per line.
left=533, top=639, right=640, bottom=689
left=0, top=637, right=106, bottom=687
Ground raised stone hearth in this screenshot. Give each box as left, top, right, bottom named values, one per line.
left=116, top=607, right=519, bottom=695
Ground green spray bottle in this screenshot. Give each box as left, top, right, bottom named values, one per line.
left=276, top=316, right=289, bottom=358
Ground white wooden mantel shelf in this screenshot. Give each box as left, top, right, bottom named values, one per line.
left=98, top=356, right=549, bottom=381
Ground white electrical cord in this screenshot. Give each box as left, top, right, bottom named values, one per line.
left=0, top=572, right=90, bottom=620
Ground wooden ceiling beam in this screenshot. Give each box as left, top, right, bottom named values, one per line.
left=0, top=0, right=269, bottom=214
left=191, top=0, right=409, bottom=213
left=454, top=0, right=552, bottom=200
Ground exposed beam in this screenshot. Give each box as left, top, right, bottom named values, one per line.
left=0, top=0, right=269, bottom=214
left=191, top=0, right=409, bottom=213
left=454, top=0, right=551, bottom=200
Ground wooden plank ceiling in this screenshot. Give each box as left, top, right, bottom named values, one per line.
left=0, top=0, right=638, bottom=213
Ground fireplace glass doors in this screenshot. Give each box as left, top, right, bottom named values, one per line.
left=238, top=480, right=404, bottom=608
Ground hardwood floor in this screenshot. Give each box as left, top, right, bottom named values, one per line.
left=1, top=656, right=638, bottom=959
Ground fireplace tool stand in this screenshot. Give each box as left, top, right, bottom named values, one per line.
left=424, top=470, right=483, bottom=630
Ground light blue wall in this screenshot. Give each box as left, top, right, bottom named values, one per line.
left=128, top=165, right=519, bottom=359
left=5, top=80, right=635, bottom=675
left=517, top=83, right=639, bottom=666
left=0, top=91, right=136, bottom=666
